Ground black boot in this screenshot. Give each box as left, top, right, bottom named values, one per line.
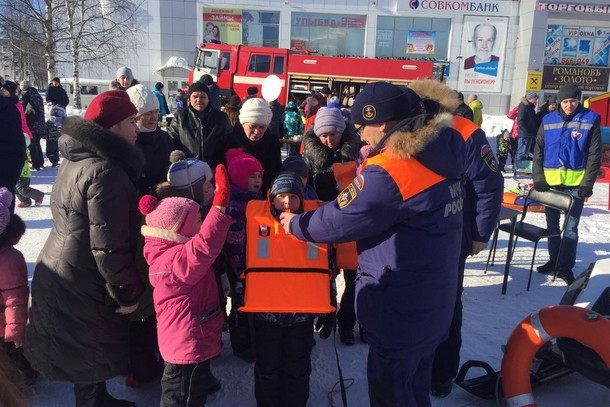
left=339, top=328, right=355, bottom=346
left=536, top=261, right=555, bottom=274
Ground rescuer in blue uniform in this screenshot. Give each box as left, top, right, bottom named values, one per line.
left=409, top=80, right=504, bottom=397
left=280, top=82, right=467, bottom=406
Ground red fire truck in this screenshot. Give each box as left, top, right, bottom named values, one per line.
left=189, top=43, right=435, bottom=106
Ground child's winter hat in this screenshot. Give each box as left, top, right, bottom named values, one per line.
left=286, top=101, right=298, bottom=111
left=226, top=148, right=263, bottom=191
left=0, top=187, right=13, bottom=234
left=281, top=156, right=309, bottom=179
left=139, top=195, right=200, bottom=242
left=239, top=98, right=272, bottom=126
left=270, top=171, right=304, bottom=205
left=116, top=66, right=134, bottom=80
left=314, top=107, right=345, bottom=136
left=126, top=84, right=160, bottom=116
left=84, top=90, right=138, bottom=129
left=167, top=157, right=213, bottom=205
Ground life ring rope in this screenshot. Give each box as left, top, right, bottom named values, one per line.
left=506, top=393, right=535, bottom=407
left=530, top=311, right=552, bottom=342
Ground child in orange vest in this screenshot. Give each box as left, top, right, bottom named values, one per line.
left=247, top=171, right=334, bottom=407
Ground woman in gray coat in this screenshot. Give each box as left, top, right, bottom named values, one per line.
left=25, top=91, right=145, bottom=407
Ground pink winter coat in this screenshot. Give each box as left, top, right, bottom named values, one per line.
left=0, top=246, right=29, bottom=343
left=16, top=101, right=32, bottom=139
left=507, top=105, right=519, bottom=139
left=141, top=207, right=232, bottom=364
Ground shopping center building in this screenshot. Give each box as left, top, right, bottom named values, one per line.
left=73, top=0, right=610, bottom=115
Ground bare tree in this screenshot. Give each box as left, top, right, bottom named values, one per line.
left=0, top=0, right=145, bottom=107
left=63, top=0, right=144, bottom=108
left=0, top=0, right=65, bottom=84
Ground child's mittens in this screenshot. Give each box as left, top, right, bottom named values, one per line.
left=212, top=164, right=230, bottom=208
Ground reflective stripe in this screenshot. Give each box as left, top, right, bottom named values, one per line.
left=543, top=167, right=585, bottom=186
left=506, top=393, right=535, bottom=407
left=531, top=311, right=552, bottom=342
left=306, top=242, right=319, bottom=260
left=257, top=238, right=270, bottom=259
left=543, top=122, right=593, bottom=131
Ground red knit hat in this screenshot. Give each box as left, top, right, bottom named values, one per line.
left=85, top=90, right=138, bottom=129
left=226, top=148, right=263, bottom=191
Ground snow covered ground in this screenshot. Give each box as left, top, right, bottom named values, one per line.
left=17, top=122, right=610, bottom=406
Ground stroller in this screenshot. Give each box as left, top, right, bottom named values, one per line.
left=455, top=258, right=610, bottom=400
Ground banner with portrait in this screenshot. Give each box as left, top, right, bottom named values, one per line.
left=201, top=7, right=242, bottom=45
left=458, top=16, right=508, bottom=93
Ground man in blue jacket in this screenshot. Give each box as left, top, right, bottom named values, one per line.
left=409, top=80, right=504, bottom=397
left=280, top=82, right=467, bottom=406
left=533, top=83, right=602, bottom=284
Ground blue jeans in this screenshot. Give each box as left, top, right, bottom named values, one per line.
left=545, top=187, right=585, bottom=271
left=516, top=136, right=534, bottom=161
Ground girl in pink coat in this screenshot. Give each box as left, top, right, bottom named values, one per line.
left=0, top=187, right=38, bottom=385
left=139, top=165, right=232, bottom=407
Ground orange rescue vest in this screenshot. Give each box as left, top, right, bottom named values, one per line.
left=239, top=200, right=335, bottom=314
left=332, top=161, right=359, bottom=270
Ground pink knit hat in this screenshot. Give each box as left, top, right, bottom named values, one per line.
left=226, top=148, right=263, bottom=191
left=139, top=195, right=200, bottom=242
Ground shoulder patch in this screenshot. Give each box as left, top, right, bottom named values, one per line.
left=337, top=183, right=357, bottom=209
left=480, top=144, right=498, bottom=172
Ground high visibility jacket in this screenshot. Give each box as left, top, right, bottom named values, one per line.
left=331, top=161, right=359, bottom=270
left=240, top=200, right=335, bottom=314
left=452, top=115, right=504, bottom=243
left=541, top=108, right=599, bottom=186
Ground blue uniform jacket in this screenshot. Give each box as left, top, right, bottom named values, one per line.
left=289, top=112, right=466, bottom=358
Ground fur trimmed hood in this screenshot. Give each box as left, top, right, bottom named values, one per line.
left=302, top=124, right=361, bottom=172
left=407, top=79, right=460, bottom=113
left=60, top=116, right=145, bottom=181
left=382, top=111, right=455, bottom=160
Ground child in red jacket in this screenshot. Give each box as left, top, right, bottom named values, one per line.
left=0, top=187, right=38, bottom=385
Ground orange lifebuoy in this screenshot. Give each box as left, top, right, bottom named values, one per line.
left=501, top=305, right=610, bottom=407
left=502, top=192, right=545, bottom=213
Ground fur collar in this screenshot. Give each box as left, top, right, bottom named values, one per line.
left=407, top=79, right=460, bottom=113
left=385, top=112, right=455, bottom=159
left=61, top=116, right=145, bottom=181
left=302, top=125, right=361, bottom=172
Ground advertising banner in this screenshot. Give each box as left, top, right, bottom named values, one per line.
left=407, top=31, right=436, bottom=54
left=458, top=15, right=508, bottom=93
left=544, top=24, right=610, bottom=66
left=202, top=7, right=242, bottom=45
left=542, top=65, right=610, bottom=92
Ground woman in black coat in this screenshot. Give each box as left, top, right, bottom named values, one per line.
left=25, top=91, right=145, bottom=407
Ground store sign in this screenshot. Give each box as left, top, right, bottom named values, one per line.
left=537, top=2, right=610, bottom=14
left=542, top=65, right=610, bottom=92
left=291, top=15, right=366, bottom=28
left=398, top=0, right=516, bottom=15
left=544, top=24, right=610, bottom=66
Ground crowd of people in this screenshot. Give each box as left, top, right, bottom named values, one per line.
left=0, top=68, right=601, bottom=407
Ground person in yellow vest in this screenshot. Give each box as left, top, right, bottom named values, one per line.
left=241, top=171, right=335, bottom=407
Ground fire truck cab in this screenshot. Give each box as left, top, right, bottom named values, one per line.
left=190, top=43, right=434, bottom=107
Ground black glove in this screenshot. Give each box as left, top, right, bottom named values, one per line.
left=578, top=185, right=593, bottom=198
left=534, top=180, right=550, bottom=192
left=314, top=313, right=336, bottom=339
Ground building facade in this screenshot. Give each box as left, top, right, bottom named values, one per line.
left=55, top=0, right=610, bottom=115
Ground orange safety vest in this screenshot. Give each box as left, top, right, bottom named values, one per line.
left=452, top=115, right=478, bottom=142
left=239, top=200, right=335, bottom=314
left=332, top=161, right=359, bottom=270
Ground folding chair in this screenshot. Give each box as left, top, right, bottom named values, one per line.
left=488, top=188, right=574, bottom=292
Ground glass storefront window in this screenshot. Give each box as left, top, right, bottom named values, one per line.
left=243, top=10, right=280, bottom=47
left=290, top=13, right=366, bottom=56
left=376, top=16, right=450, bottom=60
